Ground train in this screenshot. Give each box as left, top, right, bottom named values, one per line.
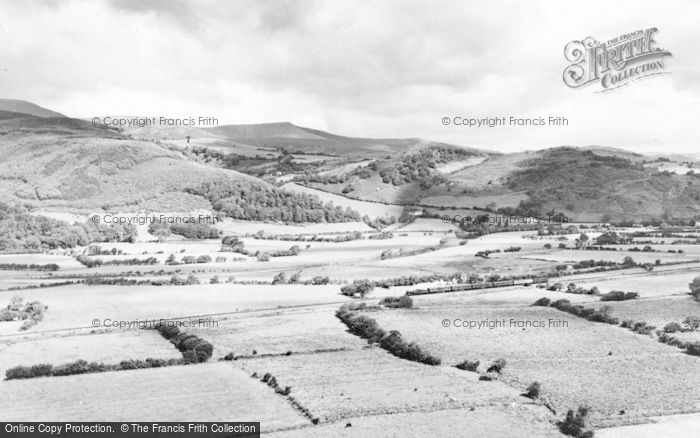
left=405, top=276, right=549, bottom=296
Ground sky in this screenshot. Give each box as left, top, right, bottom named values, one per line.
left=0, top=0, right=698, bottom=155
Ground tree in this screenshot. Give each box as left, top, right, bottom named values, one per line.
left=690, top=276, right=700, bottom=301
left=683, top=316, right=700, bottom=331
left=272, top=272, right=288, bottom=285
left=524, top=382, right=541, bottom=399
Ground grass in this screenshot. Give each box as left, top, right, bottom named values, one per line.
left=371, top=306, right=700, bottom=426
left=0, top=331, right=180, bottom=377
left=0, top=362, right=306, bottom=431
left=233, top=349, right=523, bottom=423
left=186, top=309, right=367, bottom=357
left=265, top=405, right=562, bottom=438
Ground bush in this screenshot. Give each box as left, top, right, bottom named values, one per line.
left=531, top=297, right=551, bottom=307
left=196, top=255, right=212, bottom=263
left=486, top=358, right=507, bottom=374
left=455, top=360, right=480, bottom=372
left=337, top=307, right=440, bottom=365
left=631, top=321, right=655, bottom=335
left=620, top=319, right=635, bottom=328
left=686, top=342, right=700, bottom=356
left=272, top=272, right=288, bottom=285
left=689, top=276, right=700, bottom=300
left=340, top=280, right=374, bottom=298
left=6, top=364, right=48, bottom=379
left=601, top=290, right=639, bottom=301
left=684, top=316, right=700, bottom=331
left=663, top=322, right=682, bottom=333
left=524, top=381, right=541, bottom=399
left=379, top=296, right=413, bottom=308
left=154, top=322, right=213, bottom=363
left=558, top=406, right=593, bottom=438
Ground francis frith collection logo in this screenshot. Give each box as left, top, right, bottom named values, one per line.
left=563, top=28, right=672, bottom=92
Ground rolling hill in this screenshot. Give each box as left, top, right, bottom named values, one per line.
left=0, top=99, right=66, bottom=118
left=206, top=122, right=480, bottom=158
left=2, top=100, right=698, bottom=223
left=0, top=115, right=362, bottom=224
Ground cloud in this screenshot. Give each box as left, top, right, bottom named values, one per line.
left=0, top=0, right=697, bottom=154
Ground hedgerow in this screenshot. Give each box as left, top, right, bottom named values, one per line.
left=336, top=304, right=440, bottom=365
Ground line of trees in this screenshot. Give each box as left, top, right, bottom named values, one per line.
left=0, top=202, right=136, bottom=252
left=187, top=179, right=362, bottom=223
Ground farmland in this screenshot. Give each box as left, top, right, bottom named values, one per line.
left=1, top=216, right=699, bottom=437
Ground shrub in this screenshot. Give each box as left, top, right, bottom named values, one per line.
left=632, top=321, right=656, bottom=335
left=524, top=381, right=541, bottom=399
left=558, top=406, right=594, bottom=438
left=689, top=276, right=700, bottom=300
left=683, top=316, right=700, bottom=331
left=455, top=360, right=480, bottom=372
left=601, top=290, right=639, bottom=301
left=620, top=319, right=635, bottom=328
left=532, top=297, right=551, bottom=307
left=379, top=296, right=413, bottom=308
left=340, top=280, right=374, bottom=297
left=486, top=358, right=507, bottom=374
left=337, top=306, right=440, bottom=365
left=550, top=299, right=571, bottom=310
left=196, top=255, right=212, bottom=263
left=6, top=365, right=40, bottom=379
left=272, top=272, right=288, bottom=285
left=52, top=360, right=90, bottom=376
left=663, top=322, right=682, bottom=333
left=686, top=342, right=700, bottom=356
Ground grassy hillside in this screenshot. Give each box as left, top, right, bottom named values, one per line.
left=0, top=99, right=65, bottom=118
left=504, top=147, right=700, bottom=222
left=291, top=146, right=700, bottom=222
left=0, top=117, right=361, bottom=223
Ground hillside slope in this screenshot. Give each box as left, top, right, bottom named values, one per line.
left=295, top=146, right=700, bottom=222
left=0, top=99, right=66, bottom=118
left=206, top=122, right=484, bottom=158
left=0, top=117, right=362, bottom=223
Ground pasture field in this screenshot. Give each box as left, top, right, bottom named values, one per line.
left=0, top=218, right=698, bottom=435
left=370, top=306, right=700, bottom=426
left=596, top=413, right=700, bottom=438
left=233, top=349, right=533, bottom=423
left=0, top=362, right=307, bottom=431
left=0, top=284, right=355, bottom=333
left=519, top=249, right=696, bottom=265
left=504, top=355, right=700, bottom=427
left=568, top=269, right=700, bottom=298
left=0, top=331, right=180, bottom=376
left=186, top=307, right=367, bottom=357
left=406, top=286, right=598, bottom=308
left=371, top=307, right=673, bottom=364
left=267, top=405, right=563, bottom=438
left=589, top=295, right=700, bottom=328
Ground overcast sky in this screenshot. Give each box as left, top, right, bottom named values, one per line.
left=1, top=0, right=698, bottom=155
